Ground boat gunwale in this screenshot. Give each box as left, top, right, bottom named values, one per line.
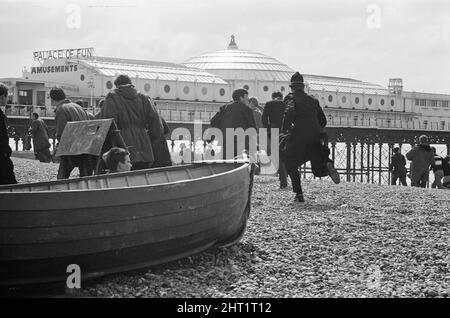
left=0, top=161, right=250, bottom=195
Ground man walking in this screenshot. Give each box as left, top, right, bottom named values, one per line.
left=29, top=112, right=52, bottom=163
left=51, top=87, right=94, bottom=179
left=220, top=88, right=257, bottom=160
left=389, top=147, right=407, bottom=186
left=262, top=91, right=288, bottom=188
left=0, top=83, right=17, bottom=185
left=99, top=74, right=163, bottom=170
left=430, top=147, right=445, bottom=189
left=281, top=72, right=339, bottom=202
left=406, top=135, right=434, bottom=188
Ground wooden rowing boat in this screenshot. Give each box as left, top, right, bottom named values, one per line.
left=0, top=161, right=254, bottom=286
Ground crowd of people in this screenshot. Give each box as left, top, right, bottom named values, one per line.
left=390, top=136, right=450, bottom=189
left=1, top=73, right=449, bottom=198
left=212, top=72, right=340, bottom=202
left=0, top=75, right=172, bottom=184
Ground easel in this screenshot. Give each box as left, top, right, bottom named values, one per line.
left=55, top=119, right=127, bottom=175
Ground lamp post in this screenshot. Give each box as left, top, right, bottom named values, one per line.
left=88, top=77, right=95, bottom=114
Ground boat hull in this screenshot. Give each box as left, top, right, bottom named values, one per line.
left=0, top=162, right=252, bottom=286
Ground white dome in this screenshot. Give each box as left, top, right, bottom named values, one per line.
left=182, top=36, right=295, bottom=82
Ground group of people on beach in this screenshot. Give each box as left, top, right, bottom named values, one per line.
left=389, top=135, right=450, bottom=189
left=1, top=73, right=449, bottom=198
left=0, top=75, right=173, bottom=184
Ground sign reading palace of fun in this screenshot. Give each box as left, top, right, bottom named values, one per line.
left=33, top=48, right=94, bottom=61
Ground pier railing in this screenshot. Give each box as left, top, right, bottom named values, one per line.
left=4, top=103, right=450, bottom=132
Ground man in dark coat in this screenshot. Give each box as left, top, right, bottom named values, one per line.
left=389, top=147, right=407, bottom=186
left=406, top=135, right=434, bottom=188
left=151, top=117, right=173, bottom=168
left=220, top=89, right=257, bottom=160
left=281, top=72, right=339, bottom=202
left=99, top=74, right=163, bottom=170
left=52, top=87, right=94, bottom=179
left=262, top=91, right=288, bottom=188
left=0, top=83, right=17, bottom=185
left=29, top=112, right=52, bottom=163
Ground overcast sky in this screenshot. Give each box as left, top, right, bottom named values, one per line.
left=1, top=0, right=449, bottom=94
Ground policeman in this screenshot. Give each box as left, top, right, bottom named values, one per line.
left=281, top=72, right=339, bottom=202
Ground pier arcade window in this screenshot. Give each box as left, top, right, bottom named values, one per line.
left=183, top=86, right=189, bottom=94
left=37, top=91, right=46, bottom=106
left=219, top=88, right=226, bottom=96
left=328, top=95, right=333, bottom=103
left=144, top=83, right=151, bottom=93
left=201, top=87, right=208, bottom=95
left=164, top=85, right=170, bottom=93
left=355, top=97, right=360, bottom=104
left=380, top=99, right=385, bottom=106
left=416, top=99, right=426, bottom=106
left=106, top=81, right=113, bottom=90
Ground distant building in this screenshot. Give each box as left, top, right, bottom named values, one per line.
left=1, top=37, right=449, bottom=131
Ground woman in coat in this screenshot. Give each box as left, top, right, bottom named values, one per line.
left=29, top=112, right=52, bottom=162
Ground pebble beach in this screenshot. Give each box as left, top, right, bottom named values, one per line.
left=7, top=157, right=450, bottom=298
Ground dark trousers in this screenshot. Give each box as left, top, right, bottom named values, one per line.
left=0, top=155, right=18, bottom=185
left=278, top=159, right=288, bottom=187
left=283, top=141, right=325, bottom=195
left=391, top=173, right=407, bottom=186
left=57, top=155, right=95, bottom=179
left=411, top=171, right=429, bottom=188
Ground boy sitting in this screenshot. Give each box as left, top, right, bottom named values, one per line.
left=102, top=147, right=132, bottom=173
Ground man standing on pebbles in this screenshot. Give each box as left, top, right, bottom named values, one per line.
left=0, top=83, right=17, bottom=185
left=281, top=72, right=340, bottom=202
left=51, top=87, right=94, bottom=179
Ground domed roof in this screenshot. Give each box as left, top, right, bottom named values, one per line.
left=182, top=35, right=295, bottom=82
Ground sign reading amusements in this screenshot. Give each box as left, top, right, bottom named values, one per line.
left=33, top=47, right=94, bottom=61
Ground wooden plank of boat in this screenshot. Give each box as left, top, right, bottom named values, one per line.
left=0, top=161, right=254, bottom=286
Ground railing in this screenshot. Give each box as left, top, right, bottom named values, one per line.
left=4, top=104, right=450, bottom=131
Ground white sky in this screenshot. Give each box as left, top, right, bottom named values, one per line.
left=1, top=0, right=449, bottom=94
